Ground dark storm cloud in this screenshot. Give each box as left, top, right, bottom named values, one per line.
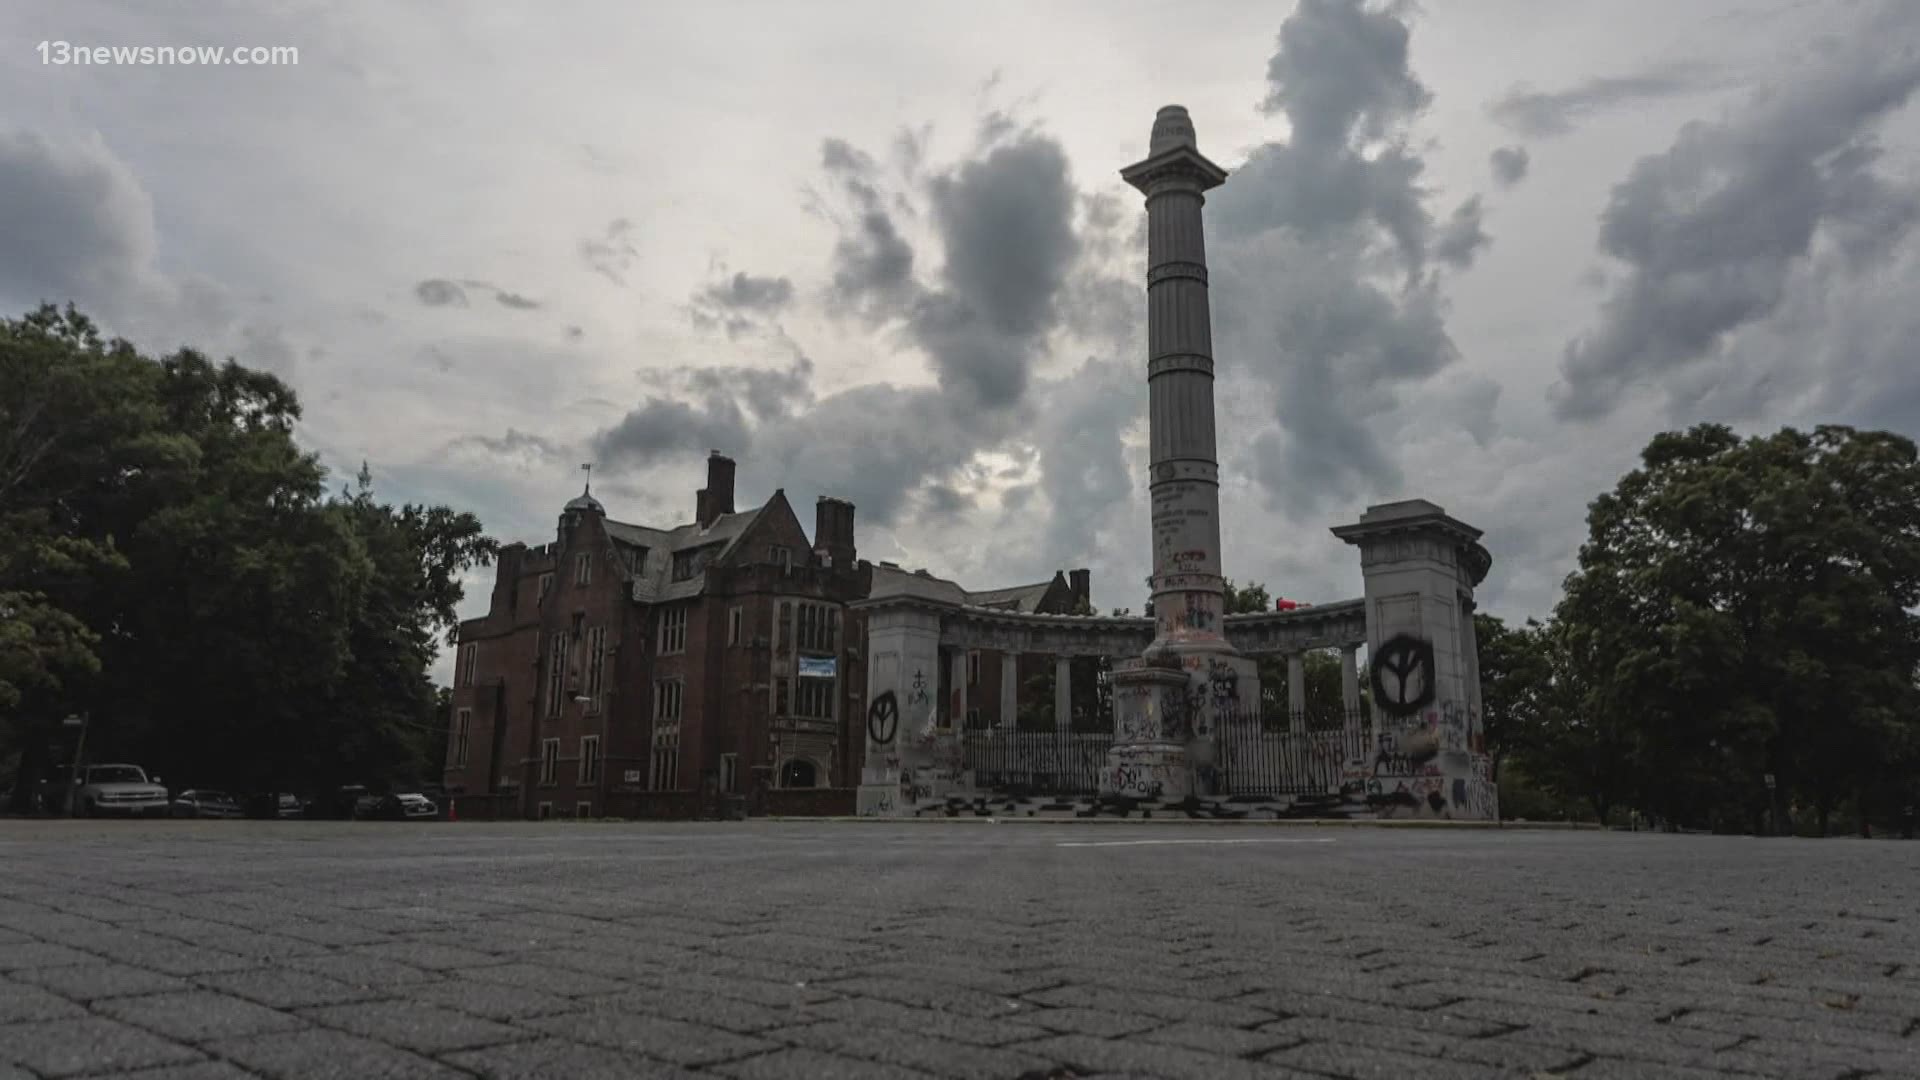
left=594, top=119, right=1103, bottom=530
left=1489, top=145, right=1530, bottom=187
left=414, top=279, right=468, bottom=307
left=1433, top=196, right=1490, bottom=268
left=590, top=350, right=814, bottom=469
left=689, top=270, right=795, bottom=338
left=923, top=483, right=971, bottom=517
left=0, top=130, right=154, bottom=307
left=580, top=218, right=639, bottom=285
left=1552, top=6, right=1920, bottom=421
left=1207, top=0, right=1482, bottom=515
left=1489, top=69, right=1716, bottom=138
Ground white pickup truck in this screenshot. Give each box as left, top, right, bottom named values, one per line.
left=74, top=763, right=171, bottom=817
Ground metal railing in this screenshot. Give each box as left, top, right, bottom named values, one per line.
left=958, top=707, right=1375, bottom=797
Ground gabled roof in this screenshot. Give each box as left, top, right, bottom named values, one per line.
left=609, top=504, right=768, bottom=603
left=965, top=581, right=1056, bottom=611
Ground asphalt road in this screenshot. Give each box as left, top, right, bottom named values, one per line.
left=0, top=820, right=1916, bottom=1079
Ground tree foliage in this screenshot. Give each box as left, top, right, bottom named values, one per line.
left=1495, top=424, right=1920, bottom=833
left=0, top=305, right=496, bottom=808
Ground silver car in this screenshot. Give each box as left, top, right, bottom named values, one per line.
left=170, top=790, right=244, bottom=819
left=75, top=764, right=170, bottom=817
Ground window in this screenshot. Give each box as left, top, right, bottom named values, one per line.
left=776, top=602, right=793, bottom=650
left=626, top=548, right=647, bottom=575
left=794, top=677, right=833, bottom=720
left=775, top=677, right=790, bottom=717
left=672, top=546, right=715, bottom=582
left=458, top=644, right=477, bottom=687
left=576, top=801, right=593, bottom=819
left=728, top=606, right=743, bottom=646
left=780, top=759, right=817, bottom=788
left=537, top=572, right=554, bottom=603
left=544, top=632, right=569, bottom=717
left=650, top=748, right=679, bottom=791
left=719, top=753, right=738, bottom=794
left=574, top=551, right=592, bottom=586
left=967, top=706, right=981, bottom=729
left=540, top=738, right=560, bottom=785
left=770, top=545, right=791, bottom=572
left=657, top=606, right=687, bottom=654
left=538, top=801, right=553, bottom=820
left=795, top=603, right=837, bottom=652
left=452, top=709, right=472, bottom=767
left=584, top=626, right=607, bottom=708
left=654, top=678, right=683, bottom=726
left=968, top=650, right=981, bottom=685
left=579, top=736, right=601, bottom=784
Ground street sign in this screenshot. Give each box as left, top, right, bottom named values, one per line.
left=623, top=769, right=642, bottom=784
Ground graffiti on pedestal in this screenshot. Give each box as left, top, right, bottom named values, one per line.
left=1109, top=763, right=1166, bottom=800
left=1370, top=634, right=1436, bottom=717
left=867, top=691, right=899, bottom=746
left=906, top=669, right=931, bottom=709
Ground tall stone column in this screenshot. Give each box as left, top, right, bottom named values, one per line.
left=951, top=650, right=969, bottom=730
left=1054, top=656, right=1073, bottom=731
left=1105, top=106, right=1261, bottom=802
left=1287, top=653, right=1307, bottom=734
left=999, top=651, right=1019, bottom=729
left=1340, top=643, right=1363, bottom=752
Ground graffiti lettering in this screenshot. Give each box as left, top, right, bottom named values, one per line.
left=906, top=669, right=931, bottom=709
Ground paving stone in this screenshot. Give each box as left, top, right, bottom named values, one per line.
left=14, top=960, right=192, bottom=1001
left=443, top=1037, right=706, bottom=1079
left=1138, top=1019, right=1305, bottom=1057
left=0, top=941, right=96, bottom=971
left=0, top=979, right=87, bottom=1023
left=761, top=1019, right=1057, bottom=1079
left=116, top=1061, right=272, bottom=1079
left=408, top=978, right=583, bottom=1021
left=1263, top=1040, right=1507, bottom=1079
left=282, top=952, right=443, bottom=989
left=195, top=967, right=384, bottom=1009
left=1011, top=1033, right=1322, bottom=1080
left=457, top=962, right=631, bottom=998
left=801, top=995, right=1053, bottom=1046
left=0, top=1016, right=204, bottom=1077
left=299, top=1000, right=526, bottom=1054
left=205, top=1027, right=469, bottom=1079
left=96, top=990, right=310, bottom=1041
left=526, top=1008, right=779, bottom=1066
left=709, top=1047, right=942, bottom=1079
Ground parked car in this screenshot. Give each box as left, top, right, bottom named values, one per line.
left=170, top=790, right=244, bottom=819
left=74, top=764, right=170, bottom=817
left=306, top=784, right=369, bottom=820
left=371, top=793, right=437, bottom=821
left=242, top=791, right=309, bottom=819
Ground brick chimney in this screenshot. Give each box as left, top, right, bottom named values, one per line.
left=698, top=451, right=736, bottom=528
left=814, top=496, right=857, bottom=569
left=1069, top=568, right=1091, bottom=610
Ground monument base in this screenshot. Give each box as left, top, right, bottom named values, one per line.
left=1104, top=741, right=1193, bottom=801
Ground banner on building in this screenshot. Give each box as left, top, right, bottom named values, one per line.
left=798, top=656, right=836, bottom=679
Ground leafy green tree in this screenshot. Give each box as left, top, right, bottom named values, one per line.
left=0, top=304, right=497, bottom=805
left=1474, top=613, right=1553, bottom=785
left=1555, top=424, right=1920, bottom=833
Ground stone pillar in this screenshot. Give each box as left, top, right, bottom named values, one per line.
left=999, top=651, right=1019, bottom=729
left=1332, top=500, right=1495, bottom=820
left=1054, top=656, right=1073, bottom=731
left=951, top=650, right=969, bottom=730
left=1106, top=105, right=1260, bottom=802
left=1287, top=653, right=1306, bottom=734
left=857, top=606, right=948, bottom=816
left=1340, top=643, right=1364, bottom=753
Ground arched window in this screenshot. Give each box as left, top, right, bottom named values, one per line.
left=780, top=759, right=818, bottom=789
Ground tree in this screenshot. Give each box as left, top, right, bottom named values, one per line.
left=1554, top=424, right=1920, bottom=833
left=1473, top=613, right=1553, bottom=785
left=0, top=304, right=498, bottom=805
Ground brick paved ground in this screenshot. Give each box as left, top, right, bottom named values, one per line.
left=0, top=820, right=1915, bottom=1079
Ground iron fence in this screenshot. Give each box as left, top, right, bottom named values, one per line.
left=957, top=707, right=1375, bottom=797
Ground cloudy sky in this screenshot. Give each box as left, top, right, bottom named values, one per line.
left=8, top=0, right=1920, bottom=684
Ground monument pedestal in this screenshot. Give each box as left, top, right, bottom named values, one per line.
left=1103, top=649, right=1258, bottom=801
